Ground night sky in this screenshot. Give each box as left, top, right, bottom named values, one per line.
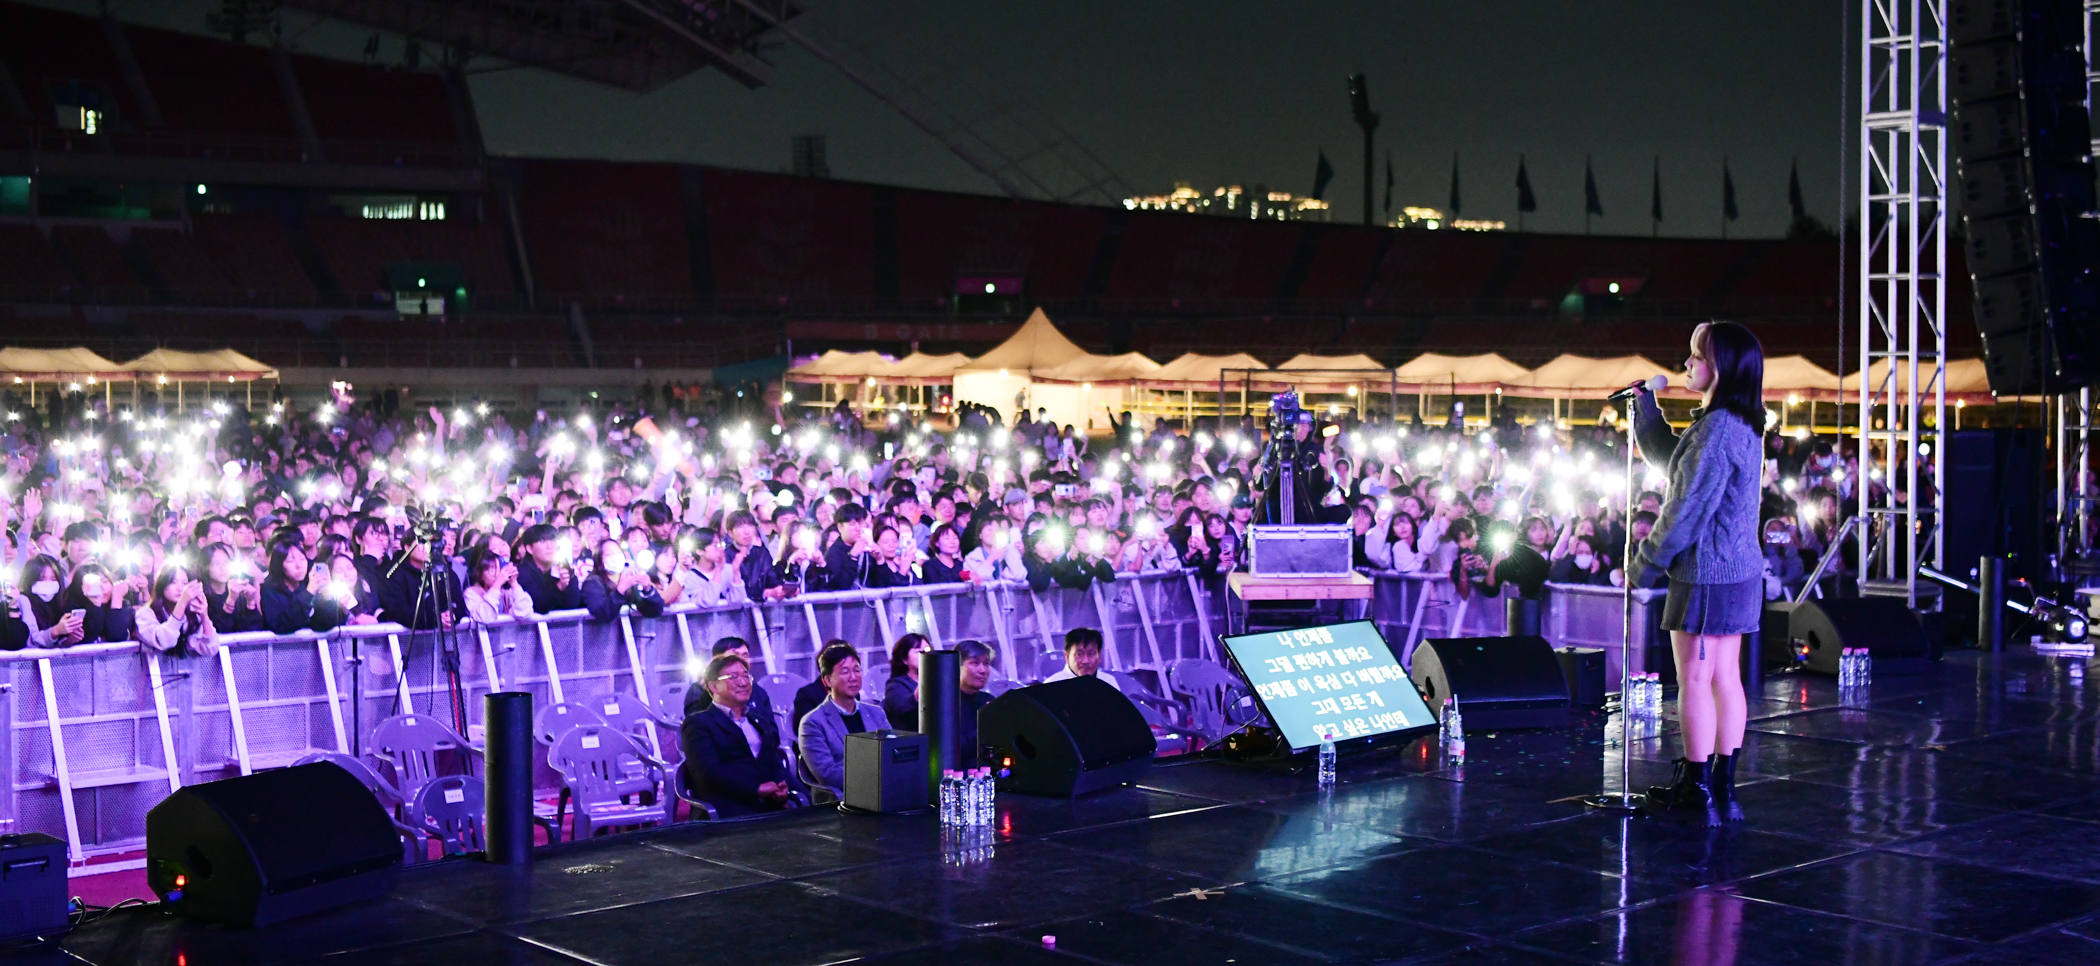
left=44, top=1, right=1849, bottom=239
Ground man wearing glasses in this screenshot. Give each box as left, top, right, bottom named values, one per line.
left=682, top=652, right=797, bottom=816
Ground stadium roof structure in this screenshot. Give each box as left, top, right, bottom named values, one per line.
left=278, top=0, right=798, bottom=90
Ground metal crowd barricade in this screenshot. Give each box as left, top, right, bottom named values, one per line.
left=0, top=570, right=1682, bottom=866
left=0, top=570, right=1227, bottom=864
left=1540, top=582, right=1668, bottom=688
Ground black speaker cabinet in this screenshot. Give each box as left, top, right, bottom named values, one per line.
left=1410, top=636, right=1571, bottom=729
left=0, top=833, right=70, bottom=943
left=147, top=762, right=402, bottom=926
left=1790, top=598, right=1937, bottom=677
left=980, top=677, right=1155, bottom=797
left=843, top=730, right=929, bottom=813
left=1555, top=647, right=1606, bottom=709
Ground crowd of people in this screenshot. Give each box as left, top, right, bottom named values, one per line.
left=0, top=381, right=1886, bottom=655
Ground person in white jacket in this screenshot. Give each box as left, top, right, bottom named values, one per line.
left=1365, top=513, right=1432, bottom=574
left=961, top=520, right=1025, bottom=583
left=136, top=565, right=219, bottom=658
left=463, top=546, right=537, bottom=623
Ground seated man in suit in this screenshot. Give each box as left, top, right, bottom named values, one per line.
left=684, top=636, right=776, bottom=727
left=681, top=653, right=795, bottom=817
left=797, top=642, right=891, bottom=799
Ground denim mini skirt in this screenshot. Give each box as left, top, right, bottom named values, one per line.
left=1660, top=576, right=1763, bottom=636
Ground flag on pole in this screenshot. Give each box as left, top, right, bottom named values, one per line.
left=1312, top=151, right=1335, bottom=201
left=1722, top=159, right=1739, bottom=223
left=1449, top=153, right=1462, bottom=215
left=1650, top=156, right=1663, bottom=225
left=1788, top=157, right=1805, bottom=223
left=1516, top=156, right=1536, bottom=213
left=1584, top=156, right=1604, bottom=217
left=1384, top=155, right=1394, bottom=218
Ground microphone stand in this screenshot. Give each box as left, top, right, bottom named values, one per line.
left=1581, top=391, right=1647, bottom=814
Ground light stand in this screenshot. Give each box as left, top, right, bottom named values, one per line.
left=1581, top=394, right=1646, bottom=814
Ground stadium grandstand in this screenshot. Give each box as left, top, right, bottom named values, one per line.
left=0, top=0, right=1966, bottom=383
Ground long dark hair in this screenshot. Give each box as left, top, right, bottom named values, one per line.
left=1697, top=321, right=1765, bottom=428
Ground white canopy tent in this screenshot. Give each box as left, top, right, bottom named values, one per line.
left=951, top=308, right=1095, bottom=427
left=784, top=350, right=893, bottom=385
left=0, top=346, right=128, bottom=407
left=1841, top=357, right=1997, bottom=406
left=1503, top=354, right=1680, bottom=399
left=119, top=347, right=278, bottom=409
left=1392, top=352, right=1531, bottom=393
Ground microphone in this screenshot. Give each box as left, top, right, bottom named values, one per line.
left=1607, top=374, right=1668, bottom=402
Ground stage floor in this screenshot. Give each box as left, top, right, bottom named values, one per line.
left=49, top=648, right=2100, bottom=965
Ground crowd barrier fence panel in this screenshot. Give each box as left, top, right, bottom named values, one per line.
left=1, top=569, right=1656, bottom=862
left=1540, top=582, right=1668, bottom=687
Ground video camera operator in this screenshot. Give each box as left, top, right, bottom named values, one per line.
left=1256, top=391, right=1344, bottom=525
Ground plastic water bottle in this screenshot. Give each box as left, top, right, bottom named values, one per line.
left=1629, top=673, right=1648, bottom=718
left=1858, top=649, right=1871, bottom=687
left=939, top=770, right=961, bottom=826
left=1317, top=734, right=1337, bottom=787
left=974, top=768, right=995, bottom=826
left=1839, top=648, right=1855, bottom=687
left=1438, top=697, right=1454, bottom=743
left=1647, top=673, right=1663, bottom=718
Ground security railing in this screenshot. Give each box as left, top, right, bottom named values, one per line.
left=0, top=571, right=1661, bottom=865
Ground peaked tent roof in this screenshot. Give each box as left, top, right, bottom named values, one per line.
left=1030, top=351, right=1165, bottom=386
left=0, top=347, right=128, bottom=380
left=1277, top=353, right=1387, bottom=371
left=1140, top=352, right=1270, bottom=390
left=957, top=308, right=1090, bottom=373
left=786, top=350, right=893, bottom=382
left=1762, top=355, right=1843, bottom=401
left=118, top=348, right=276, bottom=380
left=1504, top=354, right=1677, bottom=398
left=1392, top=352, right=1531, bottom=393
left=1840, top=358, right=1996, bottom=403
left=880, top=352, right=972, bottom=385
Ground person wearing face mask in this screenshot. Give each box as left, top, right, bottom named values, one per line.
left=58, top=565, right=136, bottom=644
left=12, top=555, right=75, bottom=649
left=581, top=539, right=665, bottom=621
left=1548, top=534, right=1615, bottom=587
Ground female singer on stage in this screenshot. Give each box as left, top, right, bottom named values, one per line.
left=1628, top=321, right=1765, bottom=825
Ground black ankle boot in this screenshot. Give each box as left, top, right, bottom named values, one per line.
left=1712, top=752, right=1743, bottom=823
left=1645, top=755, right=1720, bottom=826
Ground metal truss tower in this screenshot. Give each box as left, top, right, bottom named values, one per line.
left=2051, top=0, right=2100, bottom=564
left=1857, top=0, right=1949, bottom=605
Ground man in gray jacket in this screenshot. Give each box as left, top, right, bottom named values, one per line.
left=797, top=642, right=891, bottom=799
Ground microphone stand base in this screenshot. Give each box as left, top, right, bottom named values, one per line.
left=1579, top=792, right=1646, bottom=814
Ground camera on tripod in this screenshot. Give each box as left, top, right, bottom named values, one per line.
left=1267, top=390, right=1310, bottom=445
left=404, top=511, right=457, bottom=545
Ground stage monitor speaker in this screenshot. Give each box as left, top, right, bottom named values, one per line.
left=147, top=762, right=402, bottom=927
left=843, top=730, right=929, bottom=813
left=1410, top=636, right=1570, bottom=729
left=1949, top=0, right=2100, bottom=394
left=980, top=677, right=1155, bottom=797
left=0, top=833, right=70, bottom=943
left=1789, top=598, right=1937, bottom=677
left=1555, top=647, right=1606, bottom=709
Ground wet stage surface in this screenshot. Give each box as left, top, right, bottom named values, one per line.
left=49, top=649, right=2100, bottom=965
